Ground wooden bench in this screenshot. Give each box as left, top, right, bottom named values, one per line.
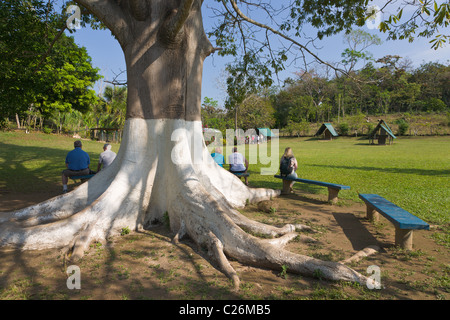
left=274, top=175, right=350, bottom=203
left=359, top=193, right=429, bottom=250
left=69, top=174, right=95, bottom=182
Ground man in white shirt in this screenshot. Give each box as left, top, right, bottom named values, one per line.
left=228, top=147, right=249, bottom=185
left=97, top=143, right=117, bottom=172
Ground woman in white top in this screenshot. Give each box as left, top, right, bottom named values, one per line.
left=228, top=147, right=249, bottom=185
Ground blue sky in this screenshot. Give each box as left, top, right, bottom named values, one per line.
left=63, top=1, right=450, bottom=107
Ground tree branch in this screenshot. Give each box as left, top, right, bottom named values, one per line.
left=129, top=0, right=149, bottom=21
left=105, top=69, right=128, bottom=86
left=226, top=0, right=350, bottom=77
left=74, top=0, right=130, bottom=45
left=160, top=0, right=195, bottom=45
left=33, top=25, right=67, bottom=74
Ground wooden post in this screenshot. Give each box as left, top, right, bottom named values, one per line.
left=366, top=204, right=379, bottom=222
left=395, top=228, right=413, bottom=250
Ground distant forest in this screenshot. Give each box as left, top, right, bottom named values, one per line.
left=4, top=57, right=450, bottom=139
left=201, top=57, right=450, bottom=137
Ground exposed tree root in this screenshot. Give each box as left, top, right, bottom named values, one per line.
left=340, top=245, right=380, bottom=265
left=0, top=119, right=371, bottom=289
left=206, top=231, right=240, bottom=291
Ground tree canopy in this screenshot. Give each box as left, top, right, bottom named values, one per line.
left=0, top=0, right=101, bottom=120
left=208, top=0, right=450, bottom=98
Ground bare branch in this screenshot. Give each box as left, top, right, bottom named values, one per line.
left=105, top=69, right=128, bottom=86
left=226, top=0, right=350, bottom=77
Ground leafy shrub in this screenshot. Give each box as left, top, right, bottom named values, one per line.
left=338, top=123, right=349, bottom=135
left=43, top=127, right=52, bottom=134
left=395, top=119, right=409, bottom=135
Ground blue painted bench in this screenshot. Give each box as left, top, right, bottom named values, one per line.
left=274, top=175, right=350, bottom=203
left=359, top=193, right=429, bottom=250
left=69, top=174, right=95, bottom=182
left=232, top=172, right=249, bottom=177
left=231, top=171, right=250, bottom=186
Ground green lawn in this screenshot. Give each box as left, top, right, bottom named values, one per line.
left=0, top=131, right=120, bottom=193
left=1, top=131, right=449, bottom=228
left=242, top=135, right=450, bottom=226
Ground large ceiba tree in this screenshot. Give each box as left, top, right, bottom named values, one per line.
left=2, top=0, right=446, bottom=289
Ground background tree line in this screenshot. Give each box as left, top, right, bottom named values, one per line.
left=203, top=28, right=449, bottom=137
left=202, top=58, right=450, bottom=137
left=1, top=1, right=449, bottom=139
left=0, top=0, right=127, bottom=139
left=273, top=58, right=449, bottom=126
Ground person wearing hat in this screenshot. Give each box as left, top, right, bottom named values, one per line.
left=97, top=143, right=117, bottom=172
left=62, top=140, right=91, bottom=193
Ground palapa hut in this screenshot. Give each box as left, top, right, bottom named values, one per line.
left=369, top=120, right=396, bottom=145
left=257, top=128, right=275, bottom=142
left=315, top=123, right=339, bottom=140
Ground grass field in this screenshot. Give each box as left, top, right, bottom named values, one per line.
left=0, top=131, right=449, bottom=300
left=1, top=131, right=449, bottom=227
left=243, top=136, right=450, bottom=227
left=0, top=131, right=120, bottom=193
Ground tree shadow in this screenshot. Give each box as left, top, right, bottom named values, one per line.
left=0, top=141, right=104, bottom=195
left=331, top=212, right=388, bottom=251
left=308, top=163, right=450, bottom=177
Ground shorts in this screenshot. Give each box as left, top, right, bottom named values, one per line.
left=286, top=171, right=298, bottom=179
left=62, top=168, right=90, bottom=177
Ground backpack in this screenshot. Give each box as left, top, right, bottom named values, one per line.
left=280, top=157, right=293, bottom=175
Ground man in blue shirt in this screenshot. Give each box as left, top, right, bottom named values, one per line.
left=62, top=140, right=91, bottom=193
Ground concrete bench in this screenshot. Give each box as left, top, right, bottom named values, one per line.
left=359, top=193, right=429, bottom=250
left=274, top=175, right=350, bottom=203
left=69, top=174, right=95, bottom=182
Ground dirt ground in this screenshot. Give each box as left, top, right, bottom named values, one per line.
left=0, top=187, right=448, bottom=301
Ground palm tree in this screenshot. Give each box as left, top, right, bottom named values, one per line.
left=102, top=85, right=127, bottom=129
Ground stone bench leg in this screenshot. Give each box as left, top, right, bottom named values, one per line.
left=327, top=187, right=340, bottom=204
left=281, top=180, right=291, bottom=195
left=395, top=228, right=413, bottom=250
left=366, top=204, right=379, bottom=222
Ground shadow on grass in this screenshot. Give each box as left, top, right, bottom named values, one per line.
left=0, top=229, right=241, bottom=300
left=0, top=141, right=103, bottom=194
left=308, top=163, right=450, bottom=177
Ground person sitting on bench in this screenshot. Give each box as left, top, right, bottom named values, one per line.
left=279, top=147, right=298, bottom=193
left=97, top=143, right=117, bottom=172
left=62, top=140, right=91, bottom=193
left=228, top=146, right=249, bottom=185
